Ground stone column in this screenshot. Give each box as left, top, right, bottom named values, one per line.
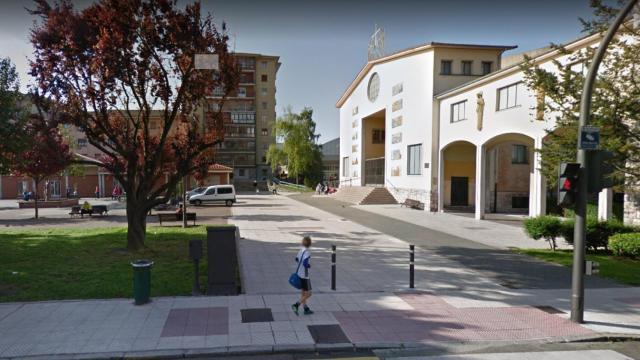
left=475, top=145, right=485, bottom=220
left=438, top=148, right=445, bottom=213
left=598, top=188, right=613, bottom=221
left=530, top=137, right=546, bottom=217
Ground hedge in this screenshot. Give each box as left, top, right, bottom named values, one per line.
left=561, top=218, right=635, bottom=250
left=523, top=215, right=562, bottom=250
left=609, top=233, right=640, bottom=258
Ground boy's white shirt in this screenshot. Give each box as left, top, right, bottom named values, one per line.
left=296, top=247, right=310, bottom=279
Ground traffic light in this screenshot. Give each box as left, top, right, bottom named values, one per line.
left=557, top=162, right=580, bottom=208
left=587, top=150, right=615, bottom=193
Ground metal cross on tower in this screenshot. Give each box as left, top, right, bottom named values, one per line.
left=368, top=24, right=385, bottom=61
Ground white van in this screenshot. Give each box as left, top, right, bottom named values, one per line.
left=188, top=185, right=236, bottom=206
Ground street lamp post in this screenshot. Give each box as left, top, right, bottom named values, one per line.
left=571, top=0, right=639, bottom=323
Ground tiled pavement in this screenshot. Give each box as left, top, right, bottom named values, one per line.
left=1, top=194, right=640, bottom=358
left=0, top=291, right=606, bottom=358
left=396, top=350, right=634, bottom=360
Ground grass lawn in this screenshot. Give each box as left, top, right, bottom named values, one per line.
left=0, top=226, right=217, bottom=302
left=514, top=249, right=640, bottom=286
left=277, top=183, right=313, bottom=193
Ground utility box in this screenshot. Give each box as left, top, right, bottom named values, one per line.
left=206, top=225, right=240, bottom=295
left=585, top=260, right=600, bottom=275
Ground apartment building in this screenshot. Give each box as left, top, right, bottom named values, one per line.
left=209, top=53, right=280, bottom=184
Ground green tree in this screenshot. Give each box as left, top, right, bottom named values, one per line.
left=521, top=1, right=639, bottom=189
left=266, top=107, right=323, bottom=186
left=0, top=57, right=27, bottom=174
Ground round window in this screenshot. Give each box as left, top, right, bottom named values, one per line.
left=367, top=73, right=380, bottom=102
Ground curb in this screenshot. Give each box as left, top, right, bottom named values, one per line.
left=7, top=334, right=640, bottom=360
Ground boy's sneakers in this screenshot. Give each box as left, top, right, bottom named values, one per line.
left=303, top=307, right=314, bottom=315
left=291, top=303, right=299, bottom=316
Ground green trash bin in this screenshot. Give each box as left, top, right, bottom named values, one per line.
left=131, top=259, right=154, bottom=305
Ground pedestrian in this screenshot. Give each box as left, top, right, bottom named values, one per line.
left=95, top=186, right=100, bottom=199
left=291, top=236, right=314, bottom=315
left=253, top=179, right=258, bottom=193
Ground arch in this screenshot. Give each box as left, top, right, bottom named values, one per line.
left=440, top=140, right=478, bottom=212
left=481, top=133, right=536, bottom=215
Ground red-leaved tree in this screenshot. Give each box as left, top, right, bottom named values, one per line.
left=29, top=0, right=240, bottom=250
left=13, top=118, right=72, bottom=219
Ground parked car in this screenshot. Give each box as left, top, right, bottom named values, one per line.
left=185, top=187, right=206, bottom=200
left=188, top=185, right=236, bottom=206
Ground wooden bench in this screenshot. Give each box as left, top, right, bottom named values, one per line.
left=157, top=212, right=196, bottom=226
left=402, top=198, right=425, bottom=210
left=70, top=204, right=108, bottom=218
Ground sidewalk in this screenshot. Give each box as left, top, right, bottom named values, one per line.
left=0, top=290, right=621, bottom=359
left=352, top=204, right=551, bottom=250
left=0, top=194, right=639, bottom=359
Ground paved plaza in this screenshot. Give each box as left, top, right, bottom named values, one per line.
left=0, top=193, right=639, bottom=359
left=0, top=198, right=229, bottom=228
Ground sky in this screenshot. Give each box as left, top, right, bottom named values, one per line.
left=0, top=0, right=596, bottom=143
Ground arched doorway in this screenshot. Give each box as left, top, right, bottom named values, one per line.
left=483, top=133, right=535, bottom=214
left=441, top=141, right=477, bottom=212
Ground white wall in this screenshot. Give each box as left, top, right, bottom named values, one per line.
left=339, top=51, right=434, bottom=198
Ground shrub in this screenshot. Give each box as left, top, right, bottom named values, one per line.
left=561, top=219, right=635, bottom=250
left=609, top=233, right=640, bottom=258
left=524, top=216, right=562, bottom=250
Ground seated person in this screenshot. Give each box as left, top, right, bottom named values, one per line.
left=81, top=201, right=93, bottom=217
left=175, top=204, right=183, bottom=220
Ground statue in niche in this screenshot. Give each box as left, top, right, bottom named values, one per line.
left=476, top=92, right=485, bottom=131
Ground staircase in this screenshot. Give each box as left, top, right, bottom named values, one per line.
left=330, top=186, right=397, bottom=205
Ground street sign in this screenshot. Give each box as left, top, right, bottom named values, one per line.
left=579, top=126, right=600, bottom=150
left=194, top=54, right=219, bottom=70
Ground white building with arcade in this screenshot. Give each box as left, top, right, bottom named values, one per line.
left=337, top=31, right=615, bottom=220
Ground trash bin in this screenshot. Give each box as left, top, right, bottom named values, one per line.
left=131, top=259, right=154, bottom=305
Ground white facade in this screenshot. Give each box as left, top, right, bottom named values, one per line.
left=338, top=43, right=512, bottom=207
left=338, top=34, right=613, bottom=220
left=339, top=50, right=434, bottom=204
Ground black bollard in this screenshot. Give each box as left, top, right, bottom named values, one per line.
left=409, top=245, right=415, bottom=289
left=189, top=240, right=203, bottom=295
left=331, top=245, right=336, bottom=291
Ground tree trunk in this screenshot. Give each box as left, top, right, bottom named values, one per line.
left=34, top=179, right=39, bottom=219
left=126, top=198, right=147, bottom=251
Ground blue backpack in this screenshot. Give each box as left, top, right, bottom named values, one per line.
left=288, top=250, right=307, bottom=289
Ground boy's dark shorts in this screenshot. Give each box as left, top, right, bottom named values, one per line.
left=300, top=279, right=312, bottom=291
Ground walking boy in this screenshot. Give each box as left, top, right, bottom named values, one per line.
left=292, top=236, right=313, bottom=315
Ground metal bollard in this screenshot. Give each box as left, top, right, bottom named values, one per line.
left=331, top=245, right=336, bottom=291
left=409, top=245, right=415, bottom=289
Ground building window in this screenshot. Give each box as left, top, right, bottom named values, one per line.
left=261, top=74, right=268, bottom=82
left=407, top=144, right=422, bottom=175
left=261, top=61, right=268, bottom=69
left=441, top=60, right=452, bottom=75
left=239, top=169, right=246, bottom=177
left=461, top=61, right=472, bottom=75
left=372, top=129, right=385, bottom=144
left=261, top=128, right=268, bottom=136
left=261, top=87, right=267, bottom=96
left=342, top=157, right=349, bottom=177
left=237, top=87, right=247, bottom=98
left=450, top=100, right=467, bottom=123
left=263, top=144, right=269, bottom=150
left=261, top=102, right=267, bottom=109
left=77, top=138, right=88, bottom=147
left=481, top=61, right=493, bottom=75
left=497, top=82, right=523, bottom=110
left=512, top=144, right=528, bottom=164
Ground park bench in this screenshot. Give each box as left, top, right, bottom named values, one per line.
left=401, top=198, right=424, bottom=210
left=69, top=204, right=108, bottom=218
left=157, top=212, right=196, bottom=226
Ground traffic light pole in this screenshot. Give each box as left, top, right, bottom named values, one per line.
left=571, top=0, right=637, bottom=323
